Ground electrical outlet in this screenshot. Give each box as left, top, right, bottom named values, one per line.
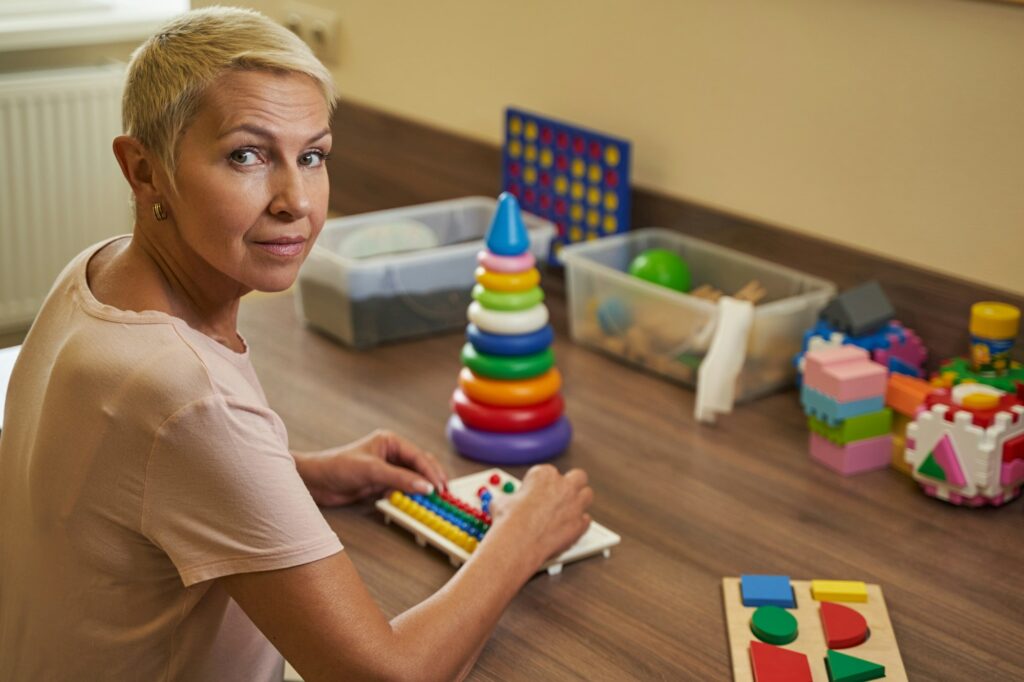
left=282, top=1, right=340, bottom=65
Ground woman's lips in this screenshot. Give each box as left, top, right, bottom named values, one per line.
left=254, top=238, right=306, bottom=258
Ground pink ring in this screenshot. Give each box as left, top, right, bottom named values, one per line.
left=477, top=249, right=536, bottom=274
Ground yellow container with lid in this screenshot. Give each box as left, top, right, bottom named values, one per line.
left=969, top=302, right=1020, bottom=375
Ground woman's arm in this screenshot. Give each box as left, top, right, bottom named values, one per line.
left=221, top=465, right=592, bottom=682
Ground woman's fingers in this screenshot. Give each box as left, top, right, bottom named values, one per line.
left=375, top=430, right=448, bottom=491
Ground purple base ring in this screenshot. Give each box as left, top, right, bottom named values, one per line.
left=477, top=249, right=536, bottom=274
left=447, top=414, right=572, bottom=465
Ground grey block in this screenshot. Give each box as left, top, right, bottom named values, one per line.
left=820, top=280, right=894, bottom=336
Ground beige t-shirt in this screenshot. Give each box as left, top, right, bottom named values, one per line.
left=0, top=237, right=343, bottom=681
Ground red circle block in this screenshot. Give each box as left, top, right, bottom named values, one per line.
left=540, top=126, right=553, bottom=144
left=556, top=154, right=569, bottom=171
left=452, top=389, right=564, bottom=433
left=572, top=136, right=585, bottom=154
left=589, top=141, right=602, bottom=159
left=605, top=169, right=619, bottom=187
left=488, top=474, right=501, bottom=485
left=556, top=131, right=569, bottom=149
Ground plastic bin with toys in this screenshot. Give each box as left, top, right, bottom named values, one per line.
left=296, top=197, right=556, bottom=349
left=562, top=228, right=836, bottom=402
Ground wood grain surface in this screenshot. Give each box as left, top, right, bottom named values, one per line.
left=239, top=291, right=1024, bottom=681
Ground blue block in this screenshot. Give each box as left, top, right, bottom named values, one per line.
left=800, top=385, right=885, bottom=426
left=466, top=323, right=554, bottom=356
left=740, top=575, right=795, bottom=608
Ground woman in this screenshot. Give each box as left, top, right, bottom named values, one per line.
left=0, top=8, right=593, bottom=681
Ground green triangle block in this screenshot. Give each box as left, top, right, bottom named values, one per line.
left=917, top=451, right=947, bottom=481
left=826, top=649, right=886, bottom=682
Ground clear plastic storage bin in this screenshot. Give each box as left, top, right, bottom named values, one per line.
left=562, top=228, right=836, bottom=401
left=297, top=197, right=556, bottom=349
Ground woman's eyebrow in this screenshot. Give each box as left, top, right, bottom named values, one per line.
left=219, top=124, right=331, bottom=145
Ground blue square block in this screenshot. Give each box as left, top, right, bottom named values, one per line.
left=741, top=574, right=795, bottom=608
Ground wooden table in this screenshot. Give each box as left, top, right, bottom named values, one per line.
left=239, top=285, right=1024, bottom=681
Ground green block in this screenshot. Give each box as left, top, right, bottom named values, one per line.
left=826, top=649, right=885, bottom=682
left=807, top=408, right=892, bottom=445
left=749, top=605, right=798, bottom=645
left=917, top=452, right=947, bottom=481
left=939, top=356, right=1024, bottom=393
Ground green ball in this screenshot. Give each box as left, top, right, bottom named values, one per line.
left=627, top=249, right=690, bottom=292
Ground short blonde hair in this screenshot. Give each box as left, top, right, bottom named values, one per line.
left=123, top=6, right=336, bottom=191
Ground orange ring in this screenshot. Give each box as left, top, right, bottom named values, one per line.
left=474, top=266, right=540, bottom=293
left=458, top=367, right=562, bottom=407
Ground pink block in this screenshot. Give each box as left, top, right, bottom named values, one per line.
left=804, top=347, right=887, bottom=402
left=1002, top=458, right=1024, bottom=486
left=809, top=432, right=892, bottom=475
left=932, top=434, right=967, bottom=487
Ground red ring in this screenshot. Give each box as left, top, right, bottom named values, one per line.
left=451, top=389, right=563, bottom=433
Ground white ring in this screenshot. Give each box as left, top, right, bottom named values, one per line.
left=468, top=301, right=549, bottom=335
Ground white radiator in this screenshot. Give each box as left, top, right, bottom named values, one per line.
left=0, top=63, right=131, bottom=332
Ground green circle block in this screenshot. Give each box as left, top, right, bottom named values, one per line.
left=750, top=605, right=798, bottom=645
left=472, top=284, right=545, bottom=311
left=461, top=343, right=554, bottom=380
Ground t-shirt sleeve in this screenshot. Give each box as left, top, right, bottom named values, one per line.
left=141, top=395, right=342, bottom=586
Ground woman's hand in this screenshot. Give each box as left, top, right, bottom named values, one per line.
left=294, top=429, right=448, bottom=507
left=485, top=464, right=593, bottom=570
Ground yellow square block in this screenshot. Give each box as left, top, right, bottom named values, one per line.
left=810, top=580, right=868, bottom=602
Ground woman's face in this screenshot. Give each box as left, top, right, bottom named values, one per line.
left=168, top=69, right=331, bottom=293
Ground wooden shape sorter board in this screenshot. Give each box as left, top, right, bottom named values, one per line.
left=722, top=578, right=907, bottom=681
left=377, top=468, right=620, bottom=575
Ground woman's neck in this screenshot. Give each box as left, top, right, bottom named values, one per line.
left=87, top=227, right=249, bottom=353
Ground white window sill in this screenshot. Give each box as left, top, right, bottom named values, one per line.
left=0, top=1, right=189, bottom=52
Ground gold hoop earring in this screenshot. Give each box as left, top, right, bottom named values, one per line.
left=152, top=202, right=168, bottom=221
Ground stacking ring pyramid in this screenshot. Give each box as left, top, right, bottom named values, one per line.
left=446, top=192, right=572, bottom=464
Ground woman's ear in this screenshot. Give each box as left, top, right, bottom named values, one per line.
left=112, top=136, right=167, bottom=204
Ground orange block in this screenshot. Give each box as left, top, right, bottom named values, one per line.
left=885, top=374, right=934, bottom=417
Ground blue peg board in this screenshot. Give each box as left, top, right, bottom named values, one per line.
left=502, top=108, right=631, bottom=263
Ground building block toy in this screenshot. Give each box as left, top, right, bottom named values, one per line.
left=904, top=382, right=1024, bottom=506
left=723, top=577, right=906, bottom=682
left=820, top=281, right=894, bottom=337
left=810, top=580, right=868, bottom=603
left=795, top=319, right=927, bottom=380
left=740, top=574, right=796, bottom=608
left=885, top=374, right=934, bottom=418
left=804, top=347, right=888, bottom=402
left=376, top=468, right=620, bottom=575
left=801, top=347, right=892, bottom=475
left=807, top=409, right=892, bottom=446
left=801, top=386, right=886, bottom=427
left=826, top=650, right=886, bottom=682
left=933, top=356, right=1024, bottom=394
left=502, top=107, right=631, bottom=262
left=820, top=602, right=869, bottom=649
left=809, top=433, right=892, bottom=476
left=448, top=193, right=571, bottom=465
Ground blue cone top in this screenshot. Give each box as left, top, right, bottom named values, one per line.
left=486, top=192, right=531, bottom=256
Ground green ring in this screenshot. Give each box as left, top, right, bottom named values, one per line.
left=472, top=284, right=544, bottom=311
left=461, top=343, right=554, bottom=380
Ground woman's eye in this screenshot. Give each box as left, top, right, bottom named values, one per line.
left=230, top=149, right=260, bottom=166
left=299, top=150, right=327, bottom=168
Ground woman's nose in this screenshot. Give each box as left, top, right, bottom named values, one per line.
left=268, top=165, right=311, bottom=221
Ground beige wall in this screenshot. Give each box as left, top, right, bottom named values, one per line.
left=28, top=0, right=1024, bottom=295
